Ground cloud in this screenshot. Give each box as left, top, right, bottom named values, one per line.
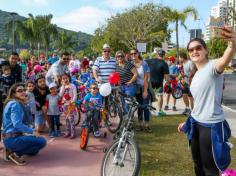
left=103, top=0, right=132, bottom=9
left=22, top=0, right=48, bottom=6
left=52, top=6, right=111, bottom=34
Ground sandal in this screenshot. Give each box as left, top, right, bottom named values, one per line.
left=8, top=153, right=26, bottom=166
left=144, top=126, right=153, bottom=133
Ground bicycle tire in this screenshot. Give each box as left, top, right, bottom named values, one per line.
left=74, top=108, right=81, bottom=126
left=80, top=127, right=89, bottom=150
left=106, top=101, right=123, bottom=133
left=101, top=139, right=141, bottom=176
left=172, top=86, right=183, bottom=99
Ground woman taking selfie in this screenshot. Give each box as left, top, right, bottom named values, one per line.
left=2, top=83, right=46, bottom=165
left=178, top=26, right=236, bottom=176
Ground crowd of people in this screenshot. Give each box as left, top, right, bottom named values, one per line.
left=0, top=25, right=235, bottom=176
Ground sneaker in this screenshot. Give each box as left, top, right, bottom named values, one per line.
left=3, top=148, right=11, bottom=162
left=94, top=131, right=101, bottom=137
left=157, top=110, right=166, bottom=117
left=136, top=125, right=144, bottom=131
left=49, top=131, right=55, bottom=138
left=8, top=153, right=26, bottom=166
left=70, top=134, right=76, bottom=139
left=144, top=126, right=153, bottom=133
left=173, top=106, right=177, bottom=111
left=56, top=130, right=61, bottom=137
left=182, top=108, right=190, bottom=115
left=64, top=132, right=71, bottom=138
left=164, top=105, right=169, bottom=110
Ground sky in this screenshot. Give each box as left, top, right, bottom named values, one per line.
left=0, top=0, right=219, bottom=46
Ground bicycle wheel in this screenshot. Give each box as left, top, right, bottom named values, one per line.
left=172, top=86, right=183, bottom=99
left=101, top=139, right=141, bottom=176
left=106, top=101, right=123, bottom=133
left=80, top=127, right=89, bottom=150
left=74, top=108, right=81, bottom=126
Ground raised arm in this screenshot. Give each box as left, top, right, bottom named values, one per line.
left=216, top=26, right=236, bottom=73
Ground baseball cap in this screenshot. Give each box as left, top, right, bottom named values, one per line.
left=49, top=82, right=57, bottom=89
left=102, top=43, right=110, bottom=50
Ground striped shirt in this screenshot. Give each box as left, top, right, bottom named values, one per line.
left=116, top=61, right=135, bottom=84
left=93, top=56, right=116, bottom=83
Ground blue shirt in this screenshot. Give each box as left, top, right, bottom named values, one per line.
left=84, top=92, right=102, bottom=110
left=2, top=100, right=34, bottom=134
left=79, top=73, right=89, bottom=84
left=169, top=64, right=179, bottom=80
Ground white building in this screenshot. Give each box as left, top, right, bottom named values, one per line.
left=204, top=0, right=227, bottom=42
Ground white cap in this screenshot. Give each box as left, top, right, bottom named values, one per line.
left=102, top=43, right=110, bottom=50
left=49, top=82, right=57, bottom=89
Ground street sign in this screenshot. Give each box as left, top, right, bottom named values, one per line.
left=137, top=43, right=146, bottom=53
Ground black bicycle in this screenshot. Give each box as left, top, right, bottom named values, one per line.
left=101, top=92, right=156, bottom=176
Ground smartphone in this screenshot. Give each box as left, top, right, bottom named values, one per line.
left=212, top=27, right=224, bottom=38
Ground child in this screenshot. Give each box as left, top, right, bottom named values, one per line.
left=46, top=82, right=61, bottom=138
left=83, top=83, right=103, bottom=137
left=26, top=80, right=37, bottom=126
left=85, top=71, right=96, bottom=88
left=59, top=74, right=77, bottom=139
left=78, top=67, right=89, bottom=84
left=165, top=56, right=179, bottom=111
left=0, top=65, right=15, bottom=98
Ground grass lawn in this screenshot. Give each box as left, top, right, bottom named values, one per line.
left=136, top=115, right=236, bottom=176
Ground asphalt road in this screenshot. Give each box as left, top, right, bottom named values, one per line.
left=223, top=73, right=236, bottom=110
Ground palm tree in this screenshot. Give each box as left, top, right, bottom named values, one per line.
left=165, top=6, right=198, bottom=58
left=53, top=30, right=77, bottom=52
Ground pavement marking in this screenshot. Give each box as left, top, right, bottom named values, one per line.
left=222, top=105, right=236, bottom=113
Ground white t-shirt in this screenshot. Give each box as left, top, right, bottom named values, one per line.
left=190, top=60, right=224, bottom=123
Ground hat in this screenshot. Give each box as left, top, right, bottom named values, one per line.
left=102, top=43, right=110, bottom=50
left=49, top=82, right=57, bottom=89
left=168, top=56, right=175, bottom=62
left=35, top=73, right=45, bottom=83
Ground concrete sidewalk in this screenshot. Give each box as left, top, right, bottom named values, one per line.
left=151, top=94, right=236, bottom=137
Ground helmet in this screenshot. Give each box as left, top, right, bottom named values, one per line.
left=157, top=49, right=166, bottom=58
left=71, top=67, right=79, bottom=74
left=168, top=56, right=175, bottom=62
left=34, top=65, right=42, bottom=73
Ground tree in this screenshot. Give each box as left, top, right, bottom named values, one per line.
left=207, top=38, right=228, bottom=58
left=165, top=6, right=198, bottom=58
left=91, top=3, right=170, bottom=53
left=53, top=30, right=77, bottom=52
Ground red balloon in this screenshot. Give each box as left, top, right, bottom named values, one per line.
left=109, top=72, right=120, bottom=84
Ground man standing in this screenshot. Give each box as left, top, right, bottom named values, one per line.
left=0, top=52, right=22, bottom=83
left=46, top=51, right=70, bottom=86
left=93, top=44, right=116, bottom=83
left=146, top=49, right=170, bottom=117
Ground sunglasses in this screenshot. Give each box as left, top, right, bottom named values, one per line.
left=116, top=55, right=124, bottom=58
left=62, top=57, right=70, bottom=61
left=188, top=45, right=203, bottom=53
left=16, top=88, right=26, bottom=93
left=130, top=52, right=137, bottom=55
left=103, top=50, right=110, bottom=53
left=91, top=87, right=98, bottom=90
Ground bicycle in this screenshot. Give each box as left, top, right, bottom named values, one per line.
left=63, top=101, right=81, bottom=127
left=77, top=102, right=107, bottom=150
left=101, top=92, right=156, bottom=176
left=164, top=78, right=183, bottom=99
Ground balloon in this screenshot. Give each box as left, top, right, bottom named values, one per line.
left=109, top=72, right=120, bottom=85
left=99, top=83, right=112, bottom=97
left=34, top=65, right=42, bottom=73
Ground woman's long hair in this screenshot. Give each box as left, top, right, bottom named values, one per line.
left=4, top=83, right=25, bottom=106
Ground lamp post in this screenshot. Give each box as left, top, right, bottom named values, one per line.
left=10, top=12, right=18, bottom=52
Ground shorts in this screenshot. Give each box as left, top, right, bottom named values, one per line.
left=35, top=110, right=45, bottom=127
left=182, top=83, right=193, bottom=97
left=155, top=86, right=163, bottom=96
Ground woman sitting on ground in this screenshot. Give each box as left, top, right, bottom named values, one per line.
left=2, top=83, right=47, bottom=166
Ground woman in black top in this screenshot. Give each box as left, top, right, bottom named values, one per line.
left=116, top=50, right=138, bottom=114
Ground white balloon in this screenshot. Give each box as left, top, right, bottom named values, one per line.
left=99, top=83, right=112, bottom=96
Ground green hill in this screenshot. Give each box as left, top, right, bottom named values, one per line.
left=0, top=9, right=92, bottom=51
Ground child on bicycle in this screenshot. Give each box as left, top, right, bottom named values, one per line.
left=45, top=82, right=61, bottom=138
left=164, top=56, right=179, bottom=111
left=83, top=83, right=102, bottom=137
left=59, top=73, right=77, bottom=139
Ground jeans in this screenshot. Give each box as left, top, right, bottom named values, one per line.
left=135, top=87, right=150, bottom=123
left=86, top=109, right=100, bottom=132
left=120, top=84, right=136, bottom=114
left=191, top=123, right=219, bottom=176
left=48, top=115, right=60, bottom=132
left=3, top=135, right=47, bottom=156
